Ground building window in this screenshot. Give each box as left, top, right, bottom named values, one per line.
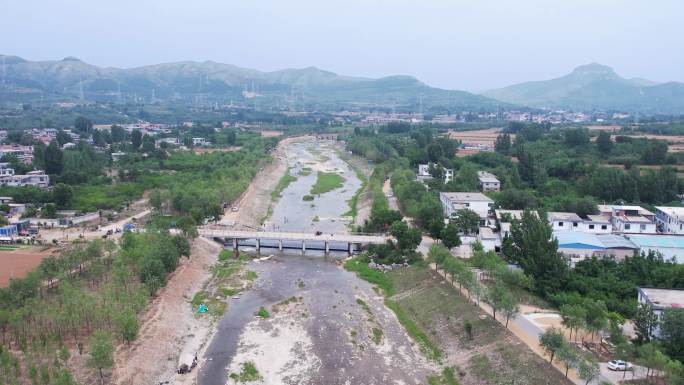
left=589, top=224, right=595, bottom=229
left=625, top=224, right=631, bottom=230
left=601, top=225, right=607, bottom=230
left=573, top=222, right=578, bottom=227
left=558, top=222, right=564, bottom=227
left=641, top=224, right=646, bottom=230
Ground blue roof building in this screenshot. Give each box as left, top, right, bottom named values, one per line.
left=554, top=230, right=638, bottom=265
left=627, top=234, right=684, bottom=264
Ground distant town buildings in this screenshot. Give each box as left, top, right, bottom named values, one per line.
left=0, top=144, right=34, bottom=164
left=0, top=170, right=49, bottom=188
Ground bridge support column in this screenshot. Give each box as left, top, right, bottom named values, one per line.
left=232, top=238, right=238, bottom=250
left=347, top=242, right=353, bottom=254
left=278, top=239, right=283, bottom=251
left=255, top=238, right=260, bottom=251
left=325, top=241, right=330, bottom=253
left=302, top=240, right=306, bottom=253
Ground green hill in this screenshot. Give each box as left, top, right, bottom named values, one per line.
left=483, top=63, right=684, bottom=114
left=0, top=55, right=509, bottom=112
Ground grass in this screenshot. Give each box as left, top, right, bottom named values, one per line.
left=271, top=168, right=297, bottom=200
left=342, top=154, right=369, bottom=219
left=310, top=172, right=345, bottom=195
left=371, top=327, right=383, bottom=344
left=245, top=271, right=258, bottom=280
left=229, top=361, right=262, bottom=382
left=427, top=367, right=460, bottom=385
left=356, top=298, right=374, bottom=318
left=344, top=258, right=393, bottom=296
left=300, top=167, right=312, bottom=176
left=257, top=307, right=270, bottom=318
left=385, top=299, right=442, bottom=361
left=302, top=194, right=314, bottom=201
left=192, top=258, right=245, bottom=317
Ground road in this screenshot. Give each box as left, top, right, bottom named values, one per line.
left=382, top=179, right=399, bottom=210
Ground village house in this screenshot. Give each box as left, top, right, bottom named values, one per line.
left=439, top=192, right=494, bottom=225
left=598, top=205, right=657, bottom=234
left=627, top=234, right=684, bottom=264
left=637, top=287, right=684, bottom=338
left=477, top=171, right=500, bottom=192
left=654, top=206, right=684, bottom=234
left=548, top=212, right=583, bottom=231
left=0, top=170, right=50, bottom=188
left=417, top=163, right=454, bottom=184
left=554, top=230, right=638, bottom=265
left=0, top=144, right=34, bottom=164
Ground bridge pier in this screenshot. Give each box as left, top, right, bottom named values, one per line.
left=232, top=238, right=238, bottom=250
left=324, top=241, right=329, bottom=253
left=302, top=240, right=306, bottom=252
left=278, top=239, right=283, bottom=251
left=347, top=242, right=353, bottom=254
left=255, top=238, right=260, bottom=251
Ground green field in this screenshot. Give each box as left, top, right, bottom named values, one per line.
left=310, top=172, right=345, bottom=195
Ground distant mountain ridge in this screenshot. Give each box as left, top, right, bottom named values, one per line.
left=0, top=55, right=508, bottom=112
left=483, top=63, right=684, bottom=114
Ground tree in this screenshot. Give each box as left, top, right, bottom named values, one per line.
left=509, top=210, right=568, bottom=297
left=665, top=359, right=684, bottom=385
left=74, top=116, right=93, bottom=133
left=389, top=221, right=421, bottom=252
left=596, top=131, right=613, bottom=155
left=110, top=125, right=125, bottom=142
left=500, top=290, right=520, bottom=327
left=176, top=216, right=198, bottom=239
left=87, top=330, right=113, bottom=385
left=578, top=353, right=600, bottom=385
left=44, top=140, right=64, bottom=175
left=56, top=130, right=72, bottom=146
left=226, top=130, right=237, bottom=146
left=141, top=134, right=155, bottom=153
left=52, top=183, right=73, bottom=209
left=634, top=302, right=658, bottom=344
left=495, top=133, right=512, bottom=155
left=115, top=309, right=139, bottom=344
left=560, top=303, right=587, bottom=342
left=131, top=129, right=143, bottom=150
left=556, top=343, right=579, bottom=377
left=452, top=208, right=481, bottom=236
left=440, top=222, right=462, bottom=249
left=149, top=189, right=165, bottom=213
left=42, top=203, right=58, bottom=219
left=660, top=309, right=684, bottom=362
left=539, top=328, right=565, bottom=364
left=564, top=128, right=590, bottom=147
left=428, top=243, right=450, bottom=272
left=584, top=300, right=608, bottom=342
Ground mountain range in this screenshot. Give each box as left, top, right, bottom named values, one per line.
left=0, top=55, right=506, bottom=112
left=1, top=56, right=683, bottom=114
left=483, top=63, right=684, bottom=114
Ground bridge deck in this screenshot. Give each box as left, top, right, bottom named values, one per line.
left=198, top=228, right=387, bottom=244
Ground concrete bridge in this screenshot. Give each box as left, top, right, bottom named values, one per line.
left=197, top=227, right=388, bottom=253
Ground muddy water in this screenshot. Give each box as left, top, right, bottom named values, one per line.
left=197, top=140, right=432, bottom=385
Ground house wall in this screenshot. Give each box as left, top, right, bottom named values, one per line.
left=655, top=212, right=684, bottom=235
left=613, top=218, right=656, bottom=234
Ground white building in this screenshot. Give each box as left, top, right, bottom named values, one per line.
left=655, top=206, right=684, bottom=235
left=637, top=287, right=684, bottom=338
left=582, top=215, right=613, bottom=234
left=192, top=137, right=210, bottom=146
left=598, top=205, right=657, bottom=234
left=0, top=171, right=49, bottom=188
left=548, top=212, right=583, bottom=231
left=417, top=163, right=453, bottom=184
left=495, top=209, right=531, bottom=238
left=477, top=171, right=500, bottom=192
left=440, top=192, right=493, bottom=225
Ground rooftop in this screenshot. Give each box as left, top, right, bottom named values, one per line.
left=477, top=171, right=500, bottom=183
left=598, top=204, right=655, bottom=217
left=628, top=234, right=684, bottom=249
left=548, top=212, right=582, bottom=222
left=655, top=206, right=684, bottom=221
left=554, top=230, right=637, bottom=250
left=440, top=192, right=493, bottom=203
left=638, top=287, right=684, bottom=310
left=586, top=214, right=610, bottom=223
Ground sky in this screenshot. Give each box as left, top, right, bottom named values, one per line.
left=1, top=0, right=682, bottom=91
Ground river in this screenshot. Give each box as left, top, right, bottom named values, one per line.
left=197, top=139, right=433, bottom=385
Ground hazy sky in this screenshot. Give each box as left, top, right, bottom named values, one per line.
left=1, top=0, right=682, bottom=91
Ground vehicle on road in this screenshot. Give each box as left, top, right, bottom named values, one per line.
left=607, top=360, right=633, bottom=371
